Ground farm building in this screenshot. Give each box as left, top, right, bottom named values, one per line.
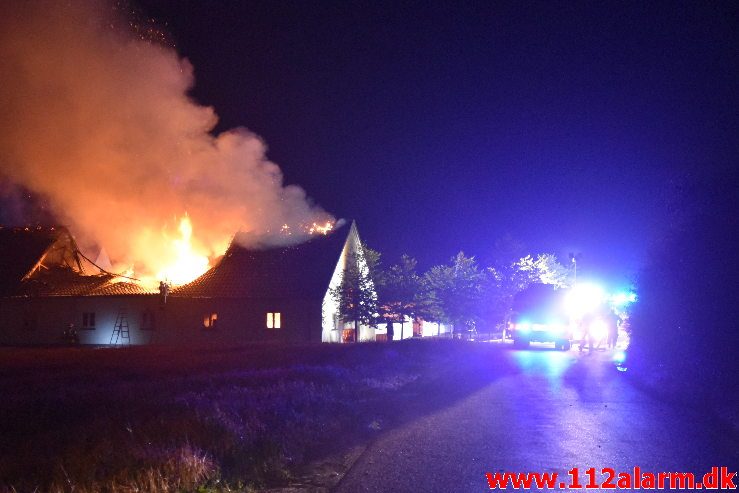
left=0, top=222, right=378, bottom=345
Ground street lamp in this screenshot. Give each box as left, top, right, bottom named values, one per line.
left=568, top=252, right=582, bottom=286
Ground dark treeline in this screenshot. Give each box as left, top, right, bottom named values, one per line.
left=628, top=168, right=739, bottom=399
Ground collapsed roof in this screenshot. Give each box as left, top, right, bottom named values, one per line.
left=0, top=226, right=149, bottom=297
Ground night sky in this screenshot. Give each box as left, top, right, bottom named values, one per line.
left=135, top=1, right=737, bottom=286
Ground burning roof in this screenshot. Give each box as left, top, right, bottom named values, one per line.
left=172, top=223, right=350, bottom=299
left=0, top=222, right=351, bottom=299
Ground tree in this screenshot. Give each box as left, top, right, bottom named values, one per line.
left=382, top=254, right=422, bottom=340
left=415, top=285, right=446, bottom=336
left=362, top=245, right=386, bottom=293
left=423, top=252, right=485, bottom=336
left=516, top=253, right=570, bottom=288
left=329, top=243, right=377, bottom=342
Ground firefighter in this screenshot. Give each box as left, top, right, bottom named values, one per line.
left=579, top=313, right=593, bottom=352
left=606, top=310, right=620, bottom=349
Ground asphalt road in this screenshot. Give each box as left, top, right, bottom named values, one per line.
left=334, top=345, right=738, bottom=492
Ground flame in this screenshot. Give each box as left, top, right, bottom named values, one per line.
left=152, top=214, right=210, bottom=286
left=112, top=216, right=336, bottom=290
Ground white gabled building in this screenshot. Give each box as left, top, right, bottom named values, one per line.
left=321, top=221, right=376, bottom=342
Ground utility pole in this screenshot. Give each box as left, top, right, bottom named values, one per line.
left=569, top=252, right=582, bottom=286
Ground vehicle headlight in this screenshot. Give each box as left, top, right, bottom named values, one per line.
left=516, top=323, right=531, bottom=333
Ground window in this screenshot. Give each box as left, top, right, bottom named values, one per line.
left=266, top=312, right=281, bottom=329
left=141, top=310, right=156, bottom=330
left=203, top=313, right=218, bottom=329
left=82, top=312, right=96, bottom=329
left=342, top=328, right=355, bottom=343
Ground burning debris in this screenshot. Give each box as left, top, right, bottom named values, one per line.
left=0, top=1, right=334, bottom=286
left=309, top=221, right=335, bottom=236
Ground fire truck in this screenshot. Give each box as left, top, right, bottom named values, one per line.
left=509, top=284, right=573, bottom=350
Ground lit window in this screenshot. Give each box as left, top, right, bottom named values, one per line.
left=266, top=312, right=281, bottom=329
left=203, top=313, right=218, bottom=329
left=82, top=312, right=96, bottom=329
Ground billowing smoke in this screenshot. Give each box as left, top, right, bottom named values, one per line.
left=0, top=1, right=333, bottom=282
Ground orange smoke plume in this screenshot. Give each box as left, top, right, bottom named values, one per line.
left=0, top=1, right=334, bottom=284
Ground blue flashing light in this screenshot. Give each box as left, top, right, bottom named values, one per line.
left=613, top=350, right=626, bottom=364
left=614, top=350, right=628, bottom=372
left=611, top=292, right=637, bottom=307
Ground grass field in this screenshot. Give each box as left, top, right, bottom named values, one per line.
left=0, top=340, right=509, bottom=492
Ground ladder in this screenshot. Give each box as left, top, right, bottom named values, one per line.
left=110, top=307, right=130, bottom=345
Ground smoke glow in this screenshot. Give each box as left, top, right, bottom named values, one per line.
left=0, top=1, right=333, bottom=284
